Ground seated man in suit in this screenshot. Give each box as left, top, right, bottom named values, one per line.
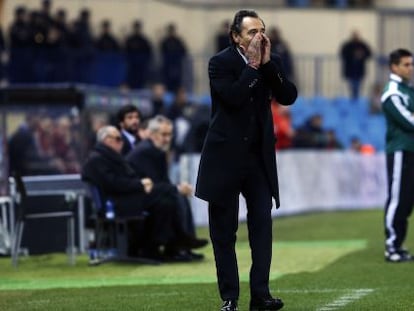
left=82, top=125, right=206, bottom=261
left=126, top=115, right=205, bottom=260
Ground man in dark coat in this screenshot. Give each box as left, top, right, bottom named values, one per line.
left=126, top=115, right=207, bottom=260
left=195, top=10, right=297, bottom=311
left=82, top=125, right=205, bottom=260
left=124, top=20, right=153, bottom=89
left=340, top=30, right=372, bottom=100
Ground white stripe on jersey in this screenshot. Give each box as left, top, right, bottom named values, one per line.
left=390, top=95, right=414, bottom=125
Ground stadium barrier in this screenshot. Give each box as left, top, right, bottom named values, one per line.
left=180, top=150, right=387, bottom=226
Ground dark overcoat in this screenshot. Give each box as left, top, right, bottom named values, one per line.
left=195, top=46, right=297, bottom=208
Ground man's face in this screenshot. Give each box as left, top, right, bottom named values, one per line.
left=392, top=56, right=414, bottom=81
left=104, top=128, right=124, bottom=154
left=150, top=122, right=173, bottom=152
left=232, top=17, right=265, bottom=52
left=120, top=111, right=140, bottom=134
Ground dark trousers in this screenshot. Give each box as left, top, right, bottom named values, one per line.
left=209, top=152, right=273, bottom=301
left=113, top=184, right=176, bottom=246
left=385, top=150, right=414, bottom=251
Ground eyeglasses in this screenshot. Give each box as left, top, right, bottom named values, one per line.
left=107, top=135, right=123, bottom=143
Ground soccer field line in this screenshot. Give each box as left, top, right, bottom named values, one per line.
left=9, top=287, right=376, bottom=310
left=315, top=288, right=374, bottom=311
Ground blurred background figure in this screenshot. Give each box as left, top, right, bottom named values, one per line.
left=293, top=114, right=328, bottom=149
left=215, top=20, right=230, bottom=52
left=0, top=25, right=5, bottom=83
left=150, top=82, right=167, bottom=116
left=8, top=6, right=33, bottom=83
left=124, top=20, right=153, bottom=89
left=159, top=23, right=187, bottom=92
left=271, top=99, right=295, bottom=150
left=95, top=19, right=120, bottom=52
left=166, top=86, right=195, bottom=161
left=269, top=26, right=295, bottom=81
left=369, top=82, right=383, bottom=114
left=67, top=8, right=94, bottom=83
left=339, top=30, right=372, bottom=100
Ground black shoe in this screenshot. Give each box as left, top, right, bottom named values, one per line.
left=179, top=236, right=208, bottom=249
left=385, top=248, right=413, bottom=263
left=163, top=249, right=195, bottom=263
left=188, top=250, right=205, bottom=261
left=250, top=297, right=284, bottom=310
left=221, top=300, right=238, bottom=311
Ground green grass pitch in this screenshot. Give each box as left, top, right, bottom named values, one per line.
left=0, top=209, right=413, bottom=310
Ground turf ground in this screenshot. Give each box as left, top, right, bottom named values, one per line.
left=0, top=209, right=413, bottom=310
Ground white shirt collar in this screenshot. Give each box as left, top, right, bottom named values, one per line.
left=390, top=73, right=402, bottom=83
left=236, top=47, right=248, bottom=64
left=121, top=129, right=136, bottom=146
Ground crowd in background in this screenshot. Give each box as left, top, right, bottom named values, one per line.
left=0, top=0, right=189, bottom=92
left=3, top=0, right=384, bottom=181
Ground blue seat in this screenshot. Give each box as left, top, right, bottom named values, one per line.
left=363, top=115, right=386, bottom=151
left=85, top=182, right=158, bottom=265
left=290, top=97, right=315, bottom=128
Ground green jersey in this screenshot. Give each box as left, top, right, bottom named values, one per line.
left=381, top=73, right=414, bottom=153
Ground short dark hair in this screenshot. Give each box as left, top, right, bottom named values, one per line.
left=229, top=10, right=263, bottom=47
left=389, top=48, right=412, bottom=67
left=116, top=104, right=141, bottom=124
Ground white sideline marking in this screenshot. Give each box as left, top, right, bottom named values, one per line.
left=316, top=288, right=374, bottom=311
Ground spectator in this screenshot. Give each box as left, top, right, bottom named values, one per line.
left=81, top=125, right=207, bottom=261
left=349, top=136, right=362, bottom=152
left=369, top=82, right=383, bottom=114
left=124, top=20, right=153, bottom=89
left=116, top=104, right=142, bottom=156
left=53, top=9, right=69, bottom=43
left=166, top=86, right=195, bottom=160
left=8, top=6, right=33, bottom=83
left=269, top=26, right=295, bottom=81
left=38, top=0, right=54, bottom=29
left=8, top=114, right=63, bottom=176
left=137, top=118, right=150, bottom=140
left=0, top=25, right=5, bottom=82
left=271, top=99, right=295, bottom=150
left=127, top=115, right=206, bottom=261
left=160, top=23, right=187, bottom=91
left=215, top=20, right=230, bottom=52
left=293, top=114, right=328, bottom=148
left=95, top=19, right=120, bottom=52
left=340, top=30, right=372, bottom=100
left=150, top=82, right=167, bottom=116
left=325, top=129, right=343, bottom=150
left=66, top=8, right=94, bottom=83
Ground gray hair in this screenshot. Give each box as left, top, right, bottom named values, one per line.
left=96, top=125, right=117, bottom=142
left=147, top=115, right=173, bottom=133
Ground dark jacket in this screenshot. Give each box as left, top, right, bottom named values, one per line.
left=126, top=139, right=170, bottom=184
left=81, top=143, right=145, bottom=197
left=195, top=46, right=297, bottom=208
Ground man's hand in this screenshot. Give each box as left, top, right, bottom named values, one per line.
left=241, top=33, right=262, bottom=70
left=141, top=178, right=153, bottom=193
left=261, top=33, right=271, bottom=65
left=177, top=182, right=193, bottom=196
